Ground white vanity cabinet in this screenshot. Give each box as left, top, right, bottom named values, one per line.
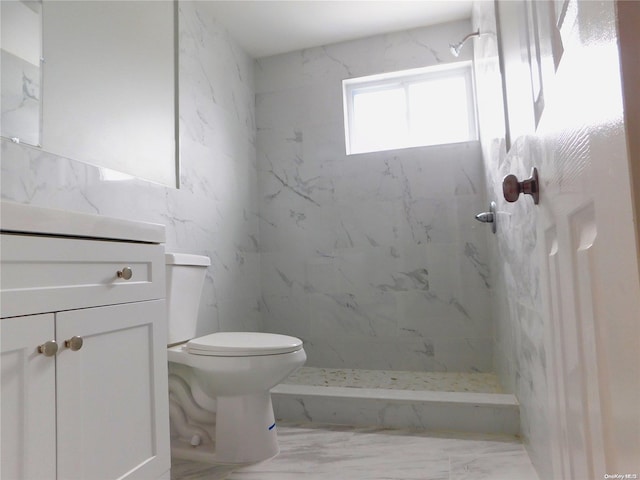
left=1, top=313, right=57, bottom=479
left=0, top=202, right=170, bottom=480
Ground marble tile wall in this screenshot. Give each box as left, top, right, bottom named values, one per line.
left=0, top=2, right=262, bottom=335
left=471, top=2, right=550, bottom=479
left=255, top=20, right=494, bottom=372
left=271, top=383, right=520, bottom=435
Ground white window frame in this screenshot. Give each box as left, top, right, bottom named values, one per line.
left=342, top=62, right=478, bottom=155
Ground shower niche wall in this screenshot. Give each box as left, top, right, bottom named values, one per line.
left=256, top=19, right=495, bottom=385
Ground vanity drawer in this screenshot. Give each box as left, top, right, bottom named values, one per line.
left=0, top=234, right=165, bottom=318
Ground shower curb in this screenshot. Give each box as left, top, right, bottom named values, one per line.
left=271, top=384, right=520, bottom=435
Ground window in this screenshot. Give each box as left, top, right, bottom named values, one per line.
left=342, top=63, right=477, bottom=155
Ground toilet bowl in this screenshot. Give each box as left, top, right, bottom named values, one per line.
left=165, top=254, right=306, bottom=464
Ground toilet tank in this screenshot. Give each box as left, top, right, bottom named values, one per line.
left=165, top=253, right=211, bottom=345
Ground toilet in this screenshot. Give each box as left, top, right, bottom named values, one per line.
left=164, top=253, right=306, bottom=464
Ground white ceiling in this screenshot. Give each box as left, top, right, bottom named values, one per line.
left=204, top=1, right=473, bottom=58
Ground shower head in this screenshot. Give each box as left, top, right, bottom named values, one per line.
left=449, top=29, right=481, bottom=57
left=449, top=43, right=463, bottom=58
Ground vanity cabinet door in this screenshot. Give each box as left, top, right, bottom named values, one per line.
left=55, top=300, right=170, bottom=480
left=1, top=314, right=56, bottom=480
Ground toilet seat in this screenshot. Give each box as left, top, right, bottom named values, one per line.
left=186, top=332, right=303, bottom=357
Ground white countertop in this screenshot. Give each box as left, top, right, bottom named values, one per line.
left=0, top=200, right=165, bottom=243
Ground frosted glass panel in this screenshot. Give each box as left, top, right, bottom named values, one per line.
left=352, top=88, right=407, bottom=152
left=409, top=77, right=471, bottom=145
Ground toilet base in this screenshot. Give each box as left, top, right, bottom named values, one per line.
left=171, top=440, right=218, bottom=464
left=213, top=392, right=280, bottom=464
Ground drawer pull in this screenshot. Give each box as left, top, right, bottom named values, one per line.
left=65, top=336, right=84, bottom=351
left=117, top=267, right=133, bottom=280
left=38, top=340, right=58, bottom=357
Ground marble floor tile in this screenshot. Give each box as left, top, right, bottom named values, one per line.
left=171, top=423, right=538, bottom=480
left=449, top=450, right=540, bottom=480
left=171, top=459, right=236, bottom=480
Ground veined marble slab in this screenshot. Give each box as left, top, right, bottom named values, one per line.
left=272, top=383, right=517, bottom=408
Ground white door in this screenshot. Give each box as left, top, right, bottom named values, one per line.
left=1, top=314, right=56, bottom=480
left=532, top=1, right=640, bottom=478
left=55, top=300, right=170, bottom=480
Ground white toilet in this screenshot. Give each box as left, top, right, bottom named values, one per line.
left=164, top=253, right=306, bottom=464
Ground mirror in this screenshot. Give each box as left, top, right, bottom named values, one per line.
left=1, top=0, right=42, bottom=147
left=494, top=0, right=564, bottom=152
left=1, top=0, right=178, bottom=187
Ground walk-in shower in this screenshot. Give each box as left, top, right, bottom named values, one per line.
left=255, top=20, right=516, bottom=433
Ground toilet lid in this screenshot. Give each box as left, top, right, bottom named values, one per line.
left=186, top=332, right=303, bottom=357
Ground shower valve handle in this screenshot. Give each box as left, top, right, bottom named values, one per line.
left=474, top=201, right=497, bottom=234
left=502, top=167, right=539, bottom=205
left=475, top=212, right=494, bottom=223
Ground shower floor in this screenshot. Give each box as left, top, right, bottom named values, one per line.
left=283, top=367, right=504, bottom=394
left=273, top=367, right=518, bottom=434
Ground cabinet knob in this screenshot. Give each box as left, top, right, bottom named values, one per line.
left=116, top=266, right=133, bottom=280
left=38, top=340, right=58, bottom=357
left=65, top=336, right=84, bottom=351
